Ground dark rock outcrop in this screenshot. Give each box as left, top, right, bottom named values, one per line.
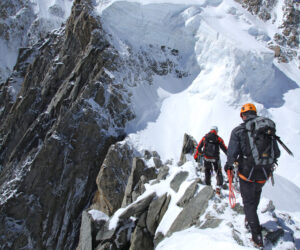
left=94, top=143, right=135, bottom=216
left=179, top=133, right=197, bottom=164
left=0, top=1, right=134, bottom=249
left=122, top=157, right=157, bottom=207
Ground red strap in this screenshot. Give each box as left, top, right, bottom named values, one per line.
left=227, top=170, right=236, bottom=208
left=238, top=173, right=267, bottom=184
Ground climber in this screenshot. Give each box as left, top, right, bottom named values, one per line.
left=224, top=103, right=281, bottom=248
left=194, top=126, right=227, bottom=195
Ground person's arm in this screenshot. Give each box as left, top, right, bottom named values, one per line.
left=194, top=137, right=205, bottom=160
left=218, top=136, right=228, bottom=155
left=226, top=127, right=241, bottom=166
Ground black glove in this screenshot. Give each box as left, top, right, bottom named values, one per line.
left=224, top=163, right=233, bottom=172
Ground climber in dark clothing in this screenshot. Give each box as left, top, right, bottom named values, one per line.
left=194, top=126, right=227, bottom=195
left=224, top=103, right=280, bottom=248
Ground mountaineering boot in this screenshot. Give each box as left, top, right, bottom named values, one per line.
left=252, top=232, right=264, bottom=249
left=215, top=187, right=221, bottom=196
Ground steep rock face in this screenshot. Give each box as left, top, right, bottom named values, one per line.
left=0, top=0, right=133, bottom=249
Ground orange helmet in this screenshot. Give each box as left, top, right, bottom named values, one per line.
left=240, top=103, right=257, bottom=117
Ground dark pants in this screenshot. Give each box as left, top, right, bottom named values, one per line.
left=239, top=178, right=264, bottom=235
left=204, top=159, right=223, bottom=186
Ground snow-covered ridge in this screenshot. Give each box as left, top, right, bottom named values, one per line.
left=93, top=0, right=300, bottom=189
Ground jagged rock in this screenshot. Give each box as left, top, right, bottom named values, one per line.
left=154, top=232, right=165, bottom=248
left=114, top=220, right=134, bottom=249
left=120, top=192, right=156, bottom=219
left=77, top=211, right=93, bottom=250
left=146, top=193, right=169, bottom=235
left=232, top=203, right=244, bottom=215
left=170, top=171, right=189, bottom=192
left=95, top=242, right=117, bottom=250
left=167, top=186, right=214, bottom=235
left=144, top=150, right=152, bottom=160
left=177, top=179, right=200, bottom=207
left=129, top=225, right=153, bottom=250
left=153, top=157, right=163, bottom=168
left=265, top=228, right=284, bottom=244
left=200, top=214, right=223, bottom=229
left=122, top=158, right=157, bottom=207
left=261, top=200, right=275, bottom=213
left=131, top=176, right=147, bottom=202
left=96, top=218, right=134, bottom=250
left=95, top=221, right=116, bottom=242
left=95, top=143, right=135, bottom=216
left=232, top=229, right=244, bottom=246
left=152, top=165, right=169, bottom=184
left=179, top=133, right=197, bottom=164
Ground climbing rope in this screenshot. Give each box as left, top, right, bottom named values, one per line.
left=227, top=170, right=236, bottom=208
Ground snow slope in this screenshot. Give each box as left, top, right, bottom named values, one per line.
left=94, top=4, right=300, bottom=248
left=95, top=0, right=300, bottom=191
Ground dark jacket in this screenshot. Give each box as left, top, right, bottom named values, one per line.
left=226, top=114, right=280, bottom=181
left=194, top=130, right=227, bottom=160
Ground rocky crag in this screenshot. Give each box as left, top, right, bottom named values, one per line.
left=0, top=0, right=133, bottom=249
left=76, top=134, right=299, bottom=250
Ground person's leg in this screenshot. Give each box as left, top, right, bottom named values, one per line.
left=204, top=160, right=212, bottom=186
left=254, top=182, right=264, bottom=210
left=214, top=160, right=223, bottom=186
left=239, top=179, right=263, bottom=246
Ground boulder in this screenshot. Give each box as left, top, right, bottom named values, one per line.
left=177, top=179, right=200, bottom=207
left=167, top=186, right=214, bottom=235
left=179, top=133, right=197, bottom=164
left=122, top=158, right=157, bottom=207
left=96, top=143, right=135, bottom=216
left=129, top=225, right=153, bottom=250
left=146, top=193, right=169, bottom=235
left=77, top=211, right=93, bottom=250
left=120, top=193, right=156, bottom=219
left=170, top=171, right=189, bottom=192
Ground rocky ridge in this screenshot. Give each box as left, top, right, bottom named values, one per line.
left=76, top=134, right=299, bottom=250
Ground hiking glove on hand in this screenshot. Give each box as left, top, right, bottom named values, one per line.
left=224, top=163, right=233, bottom=172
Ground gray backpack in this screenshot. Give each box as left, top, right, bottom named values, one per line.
left=245, top=116, right=277, bottom=166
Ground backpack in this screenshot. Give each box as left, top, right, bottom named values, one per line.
left=245, top=116, right=277, bottom=166
left=204, top=133, right=219, bottom=158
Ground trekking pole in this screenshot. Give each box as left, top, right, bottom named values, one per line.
left=227, top=170, right=236, bottom=208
